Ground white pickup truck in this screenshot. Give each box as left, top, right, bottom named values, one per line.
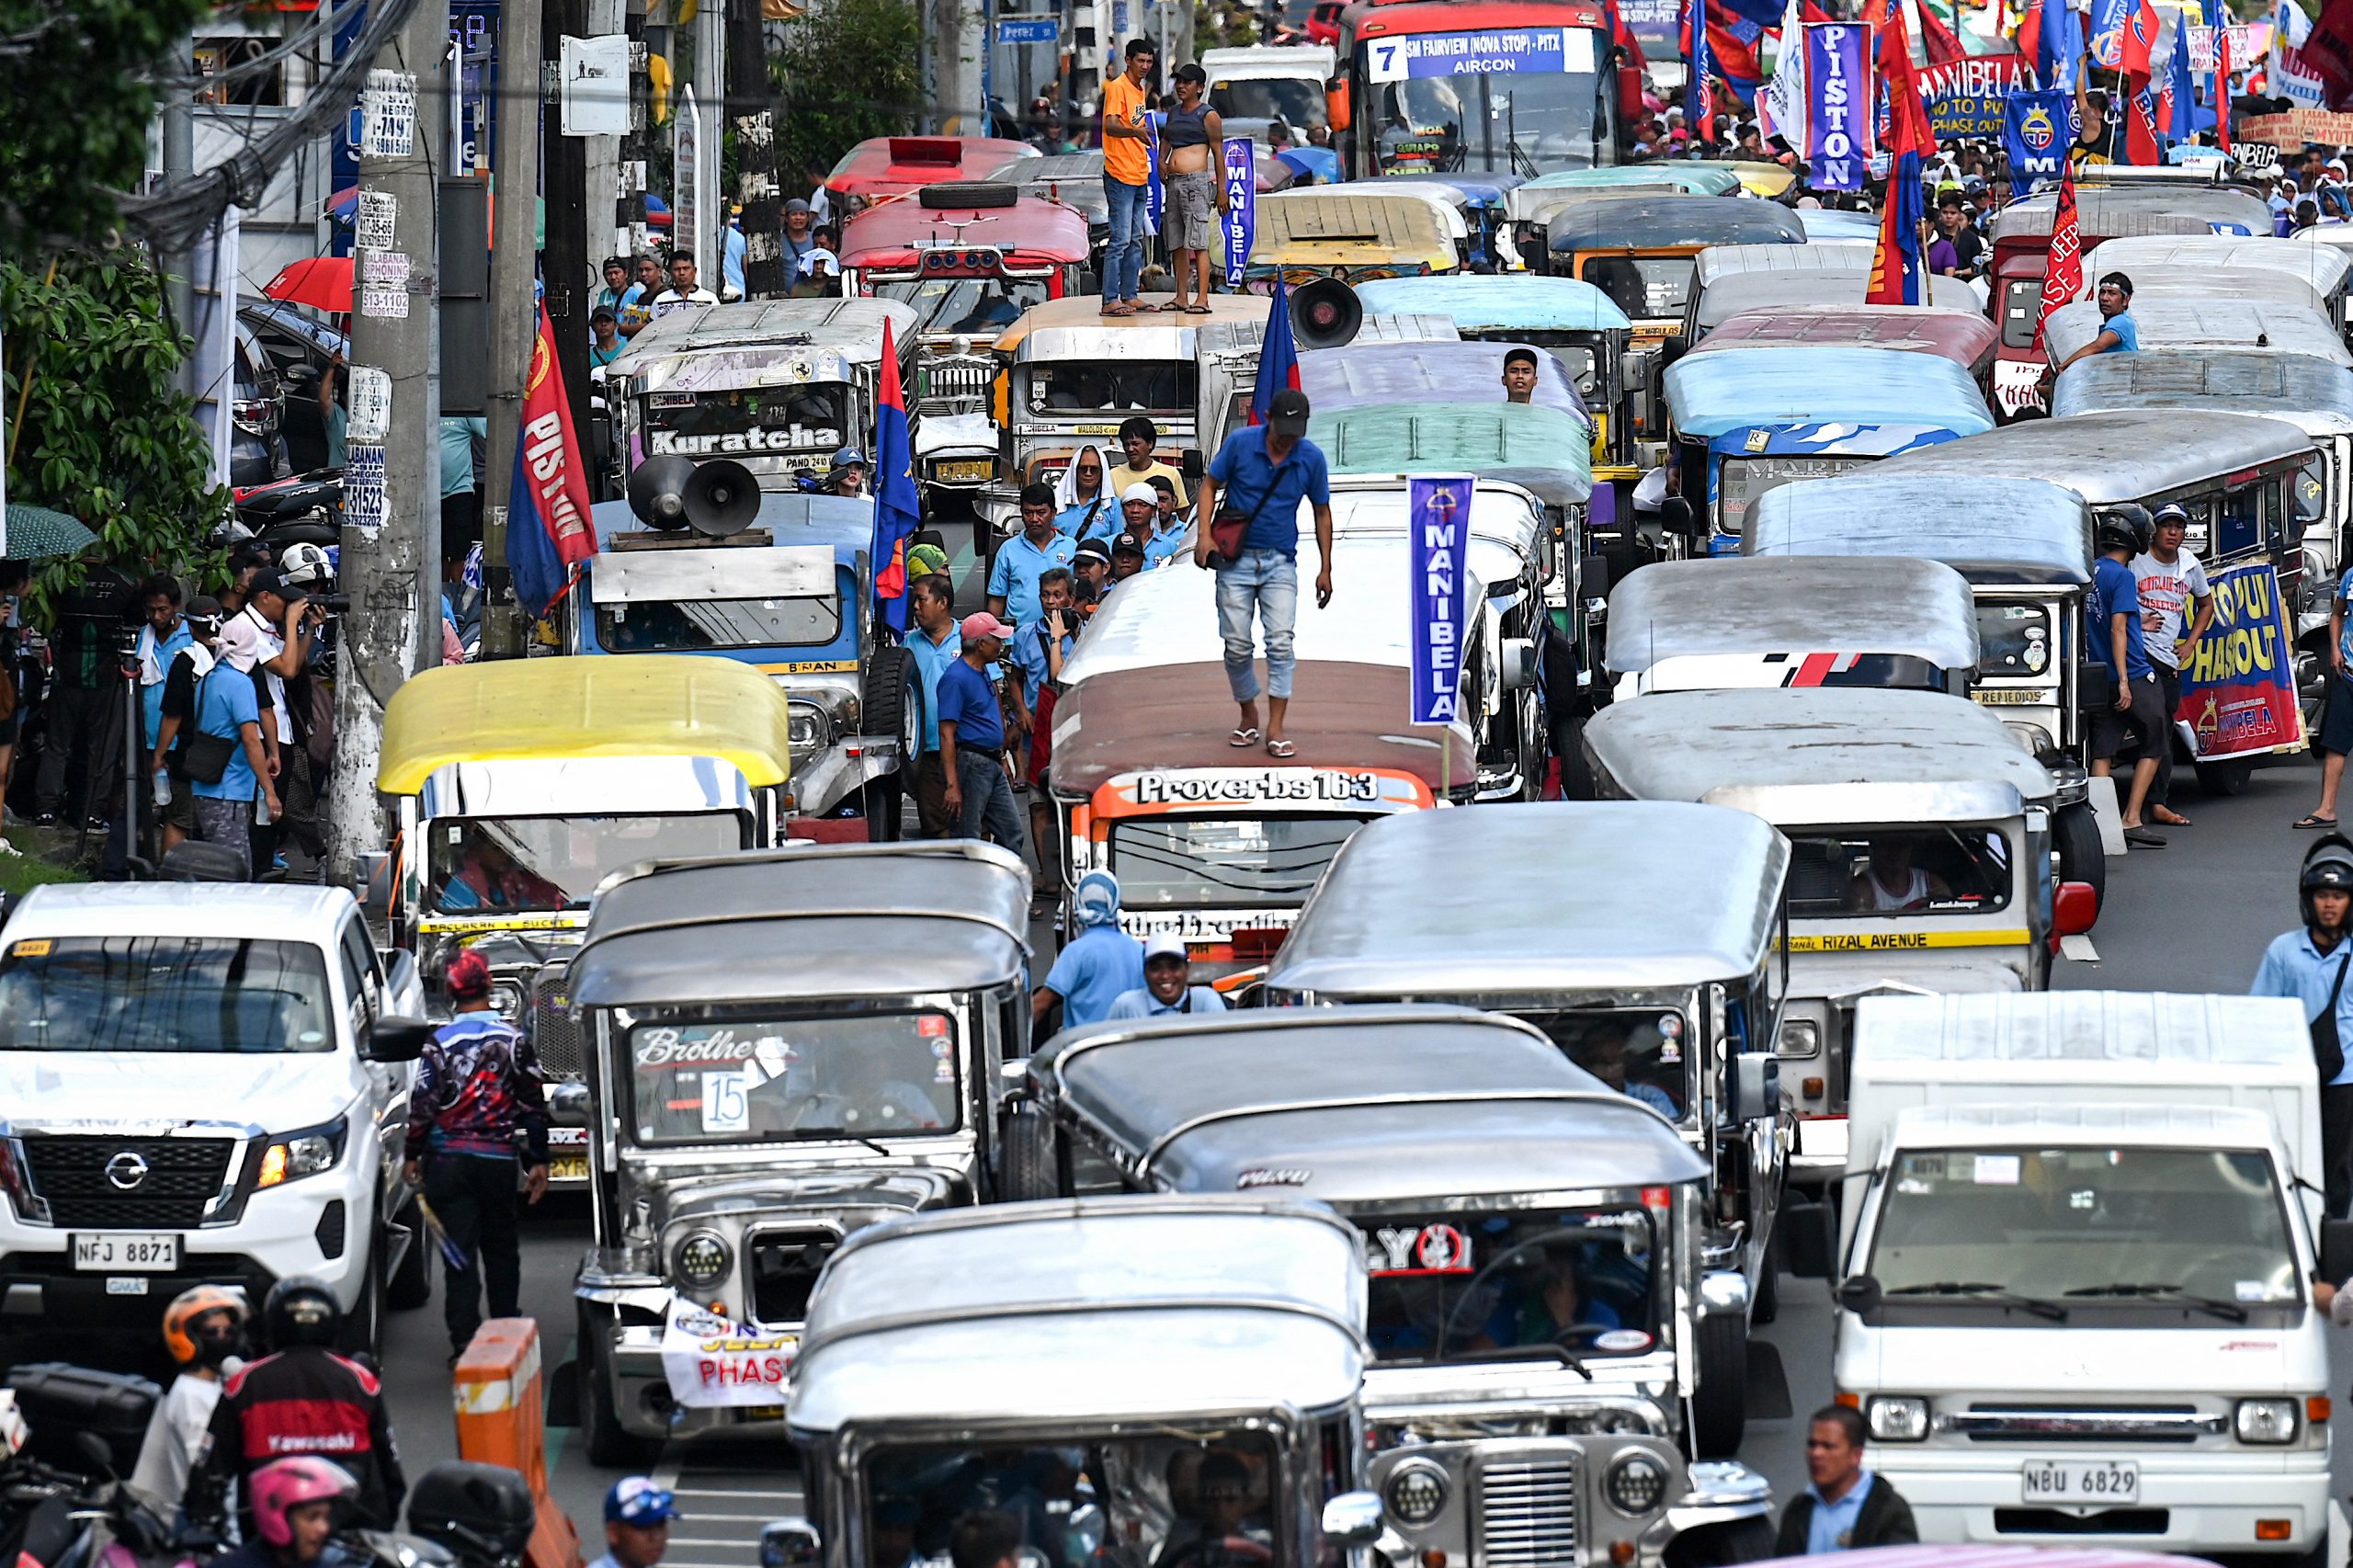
left=0, top=884, right=431, bottom=1353
left=1788, top=990, right=2341, bottom=1568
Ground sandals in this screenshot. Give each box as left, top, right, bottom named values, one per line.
left=1230, top=727, right=1261, bottom=747
left=2298, top=812, right=2339, bottom=829
left=1266, top=738, right=1297, bottom=758
left=1177, top=302, right=1211, bottom=314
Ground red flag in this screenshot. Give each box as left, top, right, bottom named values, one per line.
left=1876, top=9, right=1939, bottom=158
left=2123, top=72, right=2163, bottom=161
left=2033, top=166, right=2084, bottom=355
left=2016, top=0, right=2043, bottom=70
left=2304, top=0, right=2353, bottom=108
left=2215, top=22, right=2233, bottom=150
left=507, top=304, right=597, bottom=612
left=1917, top=2, right=1970, bottom=64
left=2119, top=0, right=2158, bottom=77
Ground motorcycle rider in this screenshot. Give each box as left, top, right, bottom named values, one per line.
left=191, top=1278, right=404, bottom=1533
left=131, top=1286, right=250, bottom=1517
left=206, top=1457, right=355, bottom=1568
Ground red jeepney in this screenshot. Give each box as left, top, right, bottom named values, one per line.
left=1693, top=304, right=1999, bottom=384
left=823, top=135, right=1039, bottom=208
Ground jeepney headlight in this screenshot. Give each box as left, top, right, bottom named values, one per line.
left=2002, top=721, right=2049, bottom=757
left=1776, top=1018, right=1819, bottom=1059
left=675, top=1230, right=733, bottom=1289
left=1381, top=1460, right=1449, bottom=1527
left=1866, top=1396, right=1930, bottom=1442
left=1604, top=1452, right=1668, bottom=1516
left=486, top=982, right=524, bottom=1022
left=786, top=702, right=832, bottom=760
left=2235, top=1398, right=2299, bottom=1444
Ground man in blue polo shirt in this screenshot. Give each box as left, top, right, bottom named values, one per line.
left=2255, top=837, right=2353, bottom=1217
left=904, top=575, right=961, bottom=837
left=2088, top=506, right=2166, bottom=849
left=935, top=611, right=1027, bottom=858
left=1032, top=870, right=1145, bottom=1031
left=1194, top=388, right=1335, bottom=761
left=987, top=483, right=1077, bottom=628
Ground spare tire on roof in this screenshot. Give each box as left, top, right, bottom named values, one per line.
left=919, top=181, right=1020, bottom=210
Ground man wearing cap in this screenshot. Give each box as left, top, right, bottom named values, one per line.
left=149, top=596, right=225, bottom=854
left=240, top=569, right=323, bottom=872
left=1033, top=870, right=1146, bottom=1031
left=907, top=575, right=963, bottom=838
left=2052, top=273, right=2138, bottom=374
left=989, top=483, right=1079, bottom=628
left=1196, top=386, right=1335, bottom=759
left=403, top=949, right=550, bottom=1358
left=1501, top=347, right=1540, bottom=405
left=1108, top=532, right=1148, bottom=588
left=780, top=199, right=821, bottom=290
left=1108, top=416, right=1188, bottom=509
left=2131, top=504, right=2212, bottom=829
left=594, top=1479, right=677, bottom=1568
left=188, top=618, right=279, bottom=878
left=830, top=448, right=869, bottom=497
left=1070, top=537, right=1114, bottom=614
left=1107, top=934, right=1230, bottom=1018
left=937, top=611, right=1029, bottom=857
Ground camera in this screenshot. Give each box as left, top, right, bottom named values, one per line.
left=314, top=592, right=353, bottom=616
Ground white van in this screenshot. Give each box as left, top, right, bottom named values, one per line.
left=1789, top=991, right=2334, bottom=1565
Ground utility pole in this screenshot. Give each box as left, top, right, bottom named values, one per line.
left=729, top=0, right=785, bottom=298
left=585, top=0, right=625, bottom=259
left=478, top=0, right=545, bottom=661
left=164, top=29, right=197, bottom=397
left=546, top=0, right=594, bottom=441
left=330, top=0, right=449, bottom=886
left=619, top=2, right=649, bottom=264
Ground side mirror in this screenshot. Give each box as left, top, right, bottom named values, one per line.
left=548, top=1082, right=592, bottom=1127
left=1657, top=333, right=1689, bottom=369
left=1579, top=551, right=1612, bottom=597
left=760, top=1519, right=823, bottom=1568
left=1658, top=495, right=1704, bottom=539
left=1321, top=1492, right=1383, bottom=1549
left=1622, top=350, right=1653, bottom=392
left=2053, top=881, right=2097, bottom=938
left=365, top=1015, right=433, bottom=1063
left=1497, top=637, right=1537, bottom=692
left=355, top=850, right=392, bottom=919
left=1780, top=1198, right=1833, bottom=1279
left=1834, top=1273, right=1884, bottom=1316
left=1732, top=1051, right=1779, bottom=1123
left=1179, top=447, right=1205, bottom=481
left=2321, top=1217, right=2353, bottom=1283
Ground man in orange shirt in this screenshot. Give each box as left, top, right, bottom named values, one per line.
left=1099, top=37, right=1158, bottom=316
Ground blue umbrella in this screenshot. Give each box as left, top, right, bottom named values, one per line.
left=1276, top=147, right=1341, bottom=185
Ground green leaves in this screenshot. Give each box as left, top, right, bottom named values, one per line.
left=767, top=0, right=925, bottom=190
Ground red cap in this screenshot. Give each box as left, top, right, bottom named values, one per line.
left=445, top=949, right=493, bottom=1000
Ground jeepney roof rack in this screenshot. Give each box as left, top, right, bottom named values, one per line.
left=610, top=528, right=773, bottom=552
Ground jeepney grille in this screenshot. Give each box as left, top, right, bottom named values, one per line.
left=749, top=1228, right=840, bottom=1325
left=1477, top=1458, right=1577, bottom=1568
left=528, top=961, right=585, bottom=1081
left=922, top=356, right=994, bottom=404
left=22, top=1136, right=234, bottom=1228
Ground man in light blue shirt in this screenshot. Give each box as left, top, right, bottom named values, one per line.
left=988, top=484, right=1078, bottom=628
left=1776, top=1405, right=1917, bottom=1554
left=1032, top=871, right=1145, bottom=1032
left=2052, top=271, right=2139, bottom=375
left=2253, top=836, right=2353, bottom=1216
left=1106, top=933, right=1230, bottom=1018
left=905, top=575, right=962, bottom=838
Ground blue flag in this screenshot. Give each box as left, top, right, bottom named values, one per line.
left=870, top=318, right=922, bottom=635
left=1867, top=147, right=1927, bottom=305
left=1251, top=278, right=1299, bottom=426
left=2166, top=6, right=2195, bottom=142
left=2005, top=87, right=2076, bottom=197
left=2040, top=0, right=2080, bottom=92
left=2088, top=0, right=2128, bottom=69
left=1684, top=0, right=1715, bottom=138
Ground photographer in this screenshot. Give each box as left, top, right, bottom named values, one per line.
left=33, top=551, right=139, bottom=829
left=149, top=597, right=225, bottom=854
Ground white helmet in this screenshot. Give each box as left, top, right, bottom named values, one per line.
left=279, top=540, right=334, bottom=586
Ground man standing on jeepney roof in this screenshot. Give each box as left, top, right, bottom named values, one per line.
left=1100, top=38, right=1160, bottom=318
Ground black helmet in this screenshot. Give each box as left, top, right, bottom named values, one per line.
left=2094, top=503, right=2153, bottom=557
left=2303, top=835, right=2353, bottom=930
left=264, top=1276, right=343, bottom=1350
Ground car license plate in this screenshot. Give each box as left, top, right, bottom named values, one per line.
left=2021, top=1460, right=2138, bottom=1506
left=72, top=1233, right=179, bottom=1272
left=549, top=1155, right=590, bottom=1183
left=935, top=459, right=993, bottom=484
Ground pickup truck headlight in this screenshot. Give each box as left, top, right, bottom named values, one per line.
left=2235, top=1398, right=2299, bottom=1444
left=257, top=1118, right=348, bottom=1188
left=1866, top=1396, right=1929, bottom=1441
left=675, top=1230, right=733, bottom=1289
left=1604, top=1451, right=1668, bottom=1515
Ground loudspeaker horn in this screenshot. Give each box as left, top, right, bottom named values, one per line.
left=626, top=454, right=699, bottom=531
left=1290, top=276, right=1363, bottom=350
left=681, top=459, right=760, bottom=539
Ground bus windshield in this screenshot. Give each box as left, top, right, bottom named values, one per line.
left=1366, top=49, right=1606, bottom=176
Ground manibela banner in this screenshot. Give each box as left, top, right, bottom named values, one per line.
left=2005, top=87, right=2075, bottom=197
left=1222, top=137, right=1256, bottom=290
left=2176, top=562, right=2305, bottom=760
left=1804, top=25, right=1868, bottom=190
left=661, top=1297, right=795, bottom=1409
left=1408, top=475, right=1475, bottom=726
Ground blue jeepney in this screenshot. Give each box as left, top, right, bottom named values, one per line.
left=565, top=490, right=920, bottom=838
left=1660, top=345, right=1995, bottom=553
left=1299, top=338, right=1592, bottom=425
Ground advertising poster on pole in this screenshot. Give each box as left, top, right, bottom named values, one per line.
left=1408, top=475, right=1476, bottom=726
left=1222, top=137, right=1256, bottom=289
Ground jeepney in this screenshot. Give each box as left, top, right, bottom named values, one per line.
left=1682, top=267, right=1983, bottom=342
left=1685, top=240, right=1868, bottom=335
left=372, top=656, right=797, bottom=1187
left=1602, top=556, right=1982, bottom=701
left=1192, top=311, right=1461, bottom=455
left=783, top=1199, right=1390, bottom=1568
left=2083, top=235, right=2353, bottom=331
left=821, top=134, right=1035, bottom=209
left=1583, top=688, right=2090, bottom=1193
left=1262, top=802, right=1795, bottom=1460
left=838, top=185, right=1091, bottom=510
left=603, top=299, right=921, bottom=495
left=1660, top=346, right=1995, bottom=551
left=1545, top=196, right=1803, bottom=336
left=1012, top=1006, right=1778, bottom=1567
left=1871, top=409, right=2319, bottom=790
left=983, top=150, right=1112, bottom=239
left=1504, top=165, right=1745, bottom=251
left=1048, top=538, right=1485, bottom=978
left=1246, top=187, right=1465, bottom=288
left=1206, top=43, right=1338, bottom=140
left=1692, top=303, right=1999, bottom=382
left=558, top=843, right=1031, bottom=1464
left=1302, top=338, right=1592, bottom=424
left=985, top=295, right=1265, bottom=546
left=2040, top=298, right=2353, bottom=371
left=1743, top=473, right=2107, bottom=904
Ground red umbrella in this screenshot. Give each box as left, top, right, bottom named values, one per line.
left=264, top=256, right=353, bottom=312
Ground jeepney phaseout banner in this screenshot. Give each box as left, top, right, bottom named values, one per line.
left=1802, top=25, right=1868, bottom=191
left=2175, top=562, right=2305, bottom=760
left=1408, top=475, right=1476, bottom=726
left=1222, top=137, right=1256, bottom=290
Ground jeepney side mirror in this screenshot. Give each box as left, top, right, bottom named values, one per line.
left=1580, top=552, right=1611, bottom=597
left=1731, top=1051, right=1779, bottom=1122
left=355, top=850, right=392, bottom=919
left=1780, top=1198, right=1833, bottom=1279
left=1180, top=448, right=1205, bottom=482
left=1321, top=1493, right=1383, bottom=1549
left=1658, top=496, right=1704, bottom=540
left=1657, top=334, right=1689, bottom=369
left=2321, top=1219, right=2353, bottom=1284
left=1622, top=355, right=1650, bottom=392
left=2053, top=881, right=2097, bottom=939
left=548, top=1082, right=593, bottom=1127
left=1834, top=1273, right=1883, bottom=1315
left=365, top=1016, right=433, bottom=1063
left=759, top=1519, right=823, bottom=1568
left=1497, top=637, right=1537, bottom=692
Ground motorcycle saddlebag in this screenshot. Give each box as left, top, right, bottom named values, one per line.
left=6, top=1362, right=159, bottom=1471
left=407, top=1461, right=537, bottom=1562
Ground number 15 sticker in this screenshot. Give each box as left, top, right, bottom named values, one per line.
left=703, top=1070, right=749, bottom=1132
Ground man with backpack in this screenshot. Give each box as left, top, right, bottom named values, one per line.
left=2254, top=835, right=2353, bottom=1217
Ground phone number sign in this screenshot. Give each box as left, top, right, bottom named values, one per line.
left=1367, top=28, right=1574, bottom=80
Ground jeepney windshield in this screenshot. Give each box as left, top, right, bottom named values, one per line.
left=628, top=1012, right=962, bottom=1144
left=597, top=585, right=846, bottom=651
left=876, top=276, right=1053, bottom=337
left=865, top=1429, right=1288, bottom=1568
left=427, top=813, right=745, bottom=914
left=1977, top=602, right=2054, bottom=679
left=638, top=384, right=852, bottom=461
left=1021, top=361, right=1198, bottom=421
left=1365, top=1206, right=1659, bottom=1364
left=1369, top=63, right=1604, bottom=176
left=1786, top=827, right=2014, bottom=919
left=1582, top=257, right=1695, bottom=321
left=1517, top=1009, right=1691, bottom=1121
left=1213, top=75, right=1328, bottom=128
left=1866, top=1145, right=2299, bottom=1308
left=1717, top=455, right=1873, bottom=536
left=1109, top=814, right=1376, bottom=908
left=1998, top=278, right=2040, bottom=350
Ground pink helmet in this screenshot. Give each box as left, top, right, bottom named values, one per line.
left=248, top=1455, right=357, bottom=1546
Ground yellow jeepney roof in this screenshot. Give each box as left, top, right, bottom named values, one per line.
left=1729, top=161, right=1797, bottom=198
left=993, top=293, right=1266, bottom=355
left=377, top=654, right=795, bottom=795
left=1250, top=190, right=1457, bottom=270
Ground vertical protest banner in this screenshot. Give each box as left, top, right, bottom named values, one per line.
left=1222, top=137, right=1256, bottom=290
left=2005, top=87, right=2075, bottom=196
left=1408, top=476, right=1476, bottom=728
left=1805, top=24, right=1869, bottom=188
left=2177, top=562, right=2306, bottom=759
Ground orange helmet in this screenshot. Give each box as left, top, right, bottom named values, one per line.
left=163, top=1285, right=248, bottom=1366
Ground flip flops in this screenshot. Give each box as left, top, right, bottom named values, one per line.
left=1230, top=727, right=1261, bottom=747
left=2298, top=813, right=2339, bottom=830
left=1266, top=738, right=1297, bottom=758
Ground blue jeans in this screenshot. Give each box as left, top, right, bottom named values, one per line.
left=954, top=749, right=1029, bottom=859
left=1216, top=548, right=1300, bottom=702
left=1103, top=176, right=1150, bottom=302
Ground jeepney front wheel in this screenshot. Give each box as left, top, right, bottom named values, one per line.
left=2194, top=757, right=2255, bottom=797
left=2053, top=801, right=2106, bottom=914
left=1662, top=1515, right=1774, bottom=1568
left=860, top=647, right=925, bottom=842
left=578, top=1303, right=662, bottom=1468
left=1689, top=1312, right=1748, bottom=1460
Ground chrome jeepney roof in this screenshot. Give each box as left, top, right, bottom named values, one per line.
left=2081, top=235, right=2353, bottom=297
left=1300, top=339, right=1591, bottom=424
left=609, top=299, right=920, bottom=394
left=567, top=842, right=1031, bottom=1008
left=2050, top=350, right=2353, bottom=435
left=1583, top=688, right=2058, bottom=825
left=1266, top=803, right=1791, bottom=997
left=2040, top=298, right=2352, bottom=369
left=1744, top=473, right=2095, bottom=585
left=997, top=293, right=1267, bottom=362
left=1604, top=557, right=1982, bottom=674
left=1038, top=1006, right=1711, bottom=1199
left=1867, top=408, right=2316, bottom=501
left=1692, top=268, right=1981, bottom=328
left=788, top=1197, right=1368, bottom=1433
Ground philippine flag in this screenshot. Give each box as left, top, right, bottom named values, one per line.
left=1251, top=278, right=1302, bottom=426
left=506, top=304, right=597, bottom=616
left=870, top=317, right=923, bottom=635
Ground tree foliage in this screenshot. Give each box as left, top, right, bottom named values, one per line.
left=0, top=0, right=214, bottom=259
left=2, top=252, right=226, bottom=611
left=769, top=0, right=925, bottom=190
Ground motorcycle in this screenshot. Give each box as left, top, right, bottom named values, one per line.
left=224, top=471, right=340, bottom=553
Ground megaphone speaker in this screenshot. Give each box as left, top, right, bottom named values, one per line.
left=627, top=454, right=699, bottom=530
left=682, top=459, right=761, bottom=539
left=1290, top=277, right=1363, bottom=350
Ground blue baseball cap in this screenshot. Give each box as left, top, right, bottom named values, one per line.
left=606, top=1478, right=679, bottom=1526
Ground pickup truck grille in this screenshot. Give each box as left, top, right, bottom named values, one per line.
left=1478, top=1458, right=1576, bottom=1568
left=21, top=1136, right=235, bottom=1227
left=529, top=961, right=585, bottom=1081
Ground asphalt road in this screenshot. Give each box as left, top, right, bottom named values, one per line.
left=369, top=756, right=2348, bottom=1561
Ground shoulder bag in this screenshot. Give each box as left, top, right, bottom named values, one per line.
left=1210, top=472, right=1279, bottom=563
left=178, top=668, right=238, bottom=786
left=2313, top=948, right=2351, bottom=1085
